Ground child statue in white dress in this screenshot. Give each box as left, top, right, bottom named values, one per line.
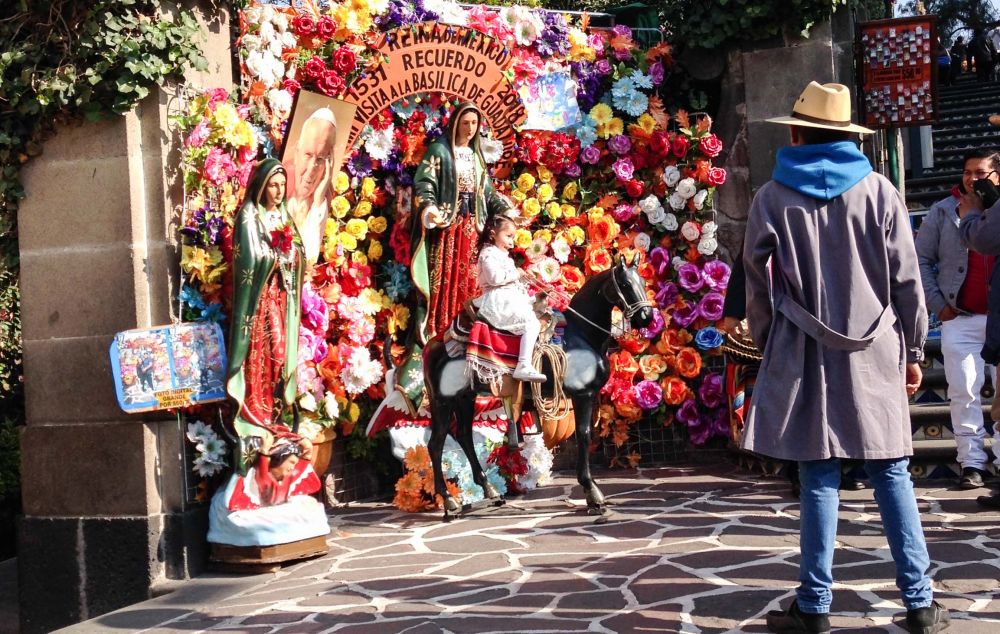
left=474, top=214, right=546, bottom=383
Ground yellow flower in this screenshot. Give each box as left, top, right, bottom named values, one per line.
left=536, top=183, right=554, bottom=203
left=331, top=195, right=351, bottom=219
left=533, top=229, right=553, bottom=243
left=353, top=200, right=372, bottom=217
left=637, top=113, right=657, bottom=135
left=339, top=232, right=358, bottom=251
left=522, top=197, right=541, bottom=217
left=567, top=226, right=586, bottom=245
left=213, top=103, right=239, bottom=134
left=562, top=182, right=579, bottom=201
left=596, top=122, right=612, bottom=140
left=590, top=103, right=613, bottom=126
left=514, top=228, right=533, bottom=249
left=516, top=173, right=536, bottom=192
left=181, top=245, right=222, bottom=280
left=511, top=190, right=527, bottom=204
left=587, top=206, right=605, bottom=220
left=335, top=172, right=351, bottom=194
left=360, top=288, right=383, bottom=313
left=360, top=177, right=377, bottom=199
left=561, top=204, right=577, bottom=219
left=346, top=401, right=360, bottom=423
left=351, top=251, right=368, bottom=265
left=323, top=238, right=342, bottom=263
left=368, top=216, right=388, bottom=234
left=608, top=118, right=624, bottom=137
left=536, top=165, right=553, bottom=182
left=545, top=201, right=562, bottom=219
left=345, top=218, right=368, bottom=240
left=367, top=240, right=383, bottom=261
left=388, top=304, right=411, bottom=334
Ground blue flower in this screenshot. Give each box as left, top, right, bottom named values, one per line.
left=180, top=284, right=206, bottom=311
left=574, top=123, right=597, bottom=148
left=382, top=261, right=414, bottom=302
left=200, top=302, right=225, bottom=324
left=621, top=91, right=649, bottom=118
left=632, top=71, right=653, bottom=90
left=694, top=326, right=725, bottom=351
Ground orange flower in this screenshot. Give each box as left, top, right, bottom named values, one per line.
left=677, top=346, right=702, bottom=378
left=609, top=350, right=639, bottom=381
left=661, top=375, right=691, bottom=406
left=619, top=331, right=649, bottom=355
left=638, top=354, right=669, bottom=380
left=585, top=246, right=613, bottom=275
left=404, top=445, right=432, bottom=472
left=560, top=265, right=585, bottom=291
left=614, top=394, right=643, bottom=421
left=693, top=159, right=711, bottom=183
left=612, top=419, right=632, bottom=447
left=588, top=214, right=620, bottom=245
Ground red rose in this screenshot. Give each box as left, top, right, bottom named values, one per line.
left=332, top=46, right=357, bottom=75
left=292, top=14, right=316, bottom=37
left=316, top=69, right=345, bottom=96
left=316, top=16, right=336, bottom=40
left=706, top=167, right=727, bottom=186
left=671, top=136, right=690, bottom=159
left=650, top=131, right=670, bottom=157
left=282, top=78, right=301, bottom=94
left=626, top=179, right=645, bottom=198
left=303, top=56, right=326, bottom=80
left=699, top=134, right=723, bottom=158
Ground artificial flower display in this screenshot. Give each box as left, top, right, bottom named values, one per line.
left=177, top=1, right=732, bottom=507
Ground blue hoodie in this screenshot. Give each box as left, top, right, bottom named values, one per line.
left=772, top=141, right=873, bottom=201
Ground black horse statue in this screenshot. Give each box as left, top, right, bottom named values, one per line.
left=423, top=255, right=654, bottom=515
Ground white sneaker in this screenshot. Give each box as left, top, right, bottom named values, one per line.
left=512, top=363, right=546, bottom=383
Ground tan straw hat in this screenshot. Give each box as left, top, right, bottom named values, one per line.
left=767, top=81, right=874, bottom=134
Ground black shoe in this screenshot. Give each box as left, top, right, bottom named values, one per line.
left=766, top=599, right=831, bottom=634
left=905, top=600, right=950, bottom=634
left=976, top=493, right=1000, bottom=509
left=959, top=467, right=986, bottom=489
left=839, top=477, right=866, bottom=490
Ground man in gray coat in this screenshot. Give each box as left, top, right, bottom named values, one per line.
left=742, top=81, right=948, bottom=634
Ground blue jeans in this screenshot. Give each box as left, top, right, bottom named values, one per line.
left=796, top=457, right=933, bottom=613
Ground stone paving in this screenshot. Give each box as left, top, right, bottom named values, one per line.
left=64, top=464, right=1000, bottom=633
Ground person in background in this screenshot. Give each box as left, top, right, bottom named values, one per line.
left=915, top=150, right=999, bottom=491
left=950, top=35, right=967, bottom=84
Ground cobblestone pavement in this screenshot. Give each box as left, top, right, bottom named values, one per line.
left=66, top=464, right=1000, bottom=633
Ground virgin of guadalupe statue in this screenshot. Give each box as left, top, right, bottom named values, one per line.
left=412, top=102, right=515, bottom=344
left=226, top=158, right=306, bottom=456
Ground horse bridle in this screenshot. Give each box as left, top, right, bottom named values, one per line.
left=566, top=267, right=653, bottom=336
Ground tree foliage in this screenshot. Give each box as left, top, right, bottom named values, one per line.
left=900, top=0, right=999, bottom=41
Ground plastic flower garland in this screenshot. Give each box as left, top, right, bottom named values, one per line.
left=178, top=2, right=734, bottom=498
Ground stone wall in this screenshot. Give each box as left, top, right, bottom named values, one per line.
left=713, top=10, right=858, bottom=267
left=15, top=3, right=234, bottom=632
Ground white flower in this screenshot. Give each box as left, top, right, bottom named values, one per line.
left=672, top=255, right=686, bottom=271
left=193, top=455, right=225, bottom=478
left=701, top=220, right=718, bottom=236
left=267, top=36, right=283, bottom=59
left=260, top=5, right=275, bottom=22
left=480, top=136, right=504, bottom=165
left=533, top=257, right=561, bottom=283
left=424, top=0, right=467, bottom=25
left=242, top=34, right=263, bottom=52
left=551, top=238, right=571, bottom=264
left=245, top=50, right=267, bottom=80
left=638, top=194, right=662, bottom=215
left=280, top=31, right=298, bottom=50
left=676, top=177, right=698, bottom=199
left=299, top=391, right=318, bottom=412
left=186, top=421, right=213, bottom=443
left=698, top=236, right=719, bottom=256
left=243, top=6, right=262, bottom=25
left=668, top=192, right=686, bottom=211
left=267, top=88, right=293, bottom=119
left=681, top=221, right=701, bottom=242
left=196, top=433, right=227, bottom=463
left=322, top=392, right=340, bottom=419
left=662, top=213, right=679, bottom=231
left=272, top=13, right=288, bottom=33
left=259, top=20, right=275, bottom=42
left=662, top=165, right=681, bottom=187
left=364, top=126, right=395, bottom=161
left=525, top=238, right=548, bottom=261
left=633, top=232, right=651, bottom=252
left=646, top=206, right=666, bottom=225
left=693, top=189, right=709, bottom=211
left=340, top=347, right=383, bottom=394
left=368, top=0, right=389, bottom=12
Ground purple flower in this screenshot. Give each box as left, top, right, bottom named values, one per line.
left=612, top=203, right=636, bottom=222
left=613, top=47, right=633, bottom=61
left=595, top=59, right=612, bottom=75
left=698, top=292, right=725, bottom=321
left=697, top=372, right=725, bottom=409
left=649, top=247, right=671, bottom=278
left=564, top=163, right=582, bottom=178
left=612, top=24, right=633, bottom=39
left=580, top=145, right=601, bottom=165
left=672, top=300, right=699, bottom=328
left=608, top=134, right=632, bottom=155
left=654, top=281, right=678, bottom=309
left=649, top=61, right=665, bottom=86
left=676, top=398, right=700, bottom=426
left=703, top=260, right=731, bottom=291
left=347, top=152, right=373, bottom=178
left=300, top=282, right=330, bottom=332
left=634, top=380, right=664, bottom=410
left=612, top=157, right=634, bottom=182
left=677, top=263, right=705, bottom=292
left=688, top=407, right=729, bottom=445
left=639, top=308, right=665, bottom=340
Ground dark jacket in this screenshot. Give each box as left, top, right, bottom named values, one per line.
left=959, top=199, right=1000, bottom=363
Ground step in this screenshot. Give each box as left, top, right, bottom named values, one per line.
left=908, top=402, right=991, bottom=426
left=911, top=437, right=996, bottom=462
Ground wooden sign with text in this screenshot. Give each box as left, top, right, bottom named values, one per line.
left=857, top=16, right=938, bottom=129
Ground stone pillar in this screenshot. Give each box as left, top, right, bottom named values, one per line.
left=16, top=4, right=233, bottom=632
left=715, top=10, right=857, bottom=262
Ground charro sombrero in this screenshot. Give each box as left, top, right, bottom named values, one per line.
left=767, top=81, right=874, bottom=135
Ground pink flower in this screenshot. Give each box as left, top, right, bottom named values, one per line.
left=649, top=247, right=671, bottom=278
left=236, top=160, right=254, bottom=188
left=706, top=167, right=727, bottom=187
left=702, top=260, right=731, bottom=291
left=205, top=88, right=229, bottom=109
left=185, top=120, right=209, bottom=148
left=347, top=318, right=375, bottom=346
left=203, top=147, right=236, bottom=185
left=633, top=380, right=663, bottom=410
left=612, top=203, right=636, bottom=222
left=612, top=157, right=634, bottom=182
left=698, top=292, right=725, bottom=321
left=677, top=263, right=704, bottom=292
left=699, top=134, right=723, bottom=158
